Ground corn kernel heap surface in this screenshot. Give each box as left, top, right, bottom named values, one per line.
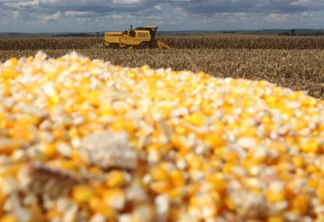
left=0, top=51, right=324, bottom=222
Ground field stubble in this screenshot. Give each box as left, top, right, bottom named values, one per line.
left=0, top=36, right=323, bottom=98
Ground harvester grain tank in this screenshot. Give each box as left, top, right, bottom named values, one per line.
left=104, top=25, right=171, bottom=49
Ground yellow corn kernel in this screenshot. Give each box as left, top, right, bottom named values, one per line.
left=42, top=143, right=57, bottom=159
left=106, top=171, right=125, bottom=188
left=52, top=128, right=68, bottom=140
left=189, top=111, right=204, bottom=126
left=175, top=125, right=191, bottom=136
left=0, top=191, right=4, bottom=210
left=29, top=202, right=46, bottom=222
left=223, top=162, right=232, bottom=174
left=11, top=126, right=34, bottom=142
left=319, top=124, right=324, bottom=132
left=171, top=135, right=182, bottom=149
left=70, top=149, right=83, bottom=163
left=225, top=197, right=235, bottom=211
left=47, top=94, right=60, bottom=106
left=0, top=215, right=17, bottom=222
left=0, top=113, right=7, bottom=129
left=306, top=164, right=319, bottom=174
left=265, top=190, right=286, bottom=203
left=291, top=193, right=310, bottom=215
left=89, top=182, right=107, bottom=196
left=169, top=206, right=181, bottom=221
left=0, top=164, right=23, bottom=178
left=292, top=156, right=305, bottom=168
left=308, top=178, right=318, bottom=189
left=265, top=96, right=278, bottom=104
left=280, top=108, right=294, bottom=118
left=89, top=197, right=115, bottom=218
left=49, top=159, right=78, bottom=171
left=262, top=115, right=272, bottom=123
left=294, top=118, right=308, bottom=131
left=185, top=154, right=202, bottom=170
left=27, top=56, right=33, bottom=62
left=239, top=126, right=257, bottom=137
left=148, top=89, right=157, bottom=99
left=301, top=97, right=317, bottom=107
left=316, top=184, right=324, bottom=200
left=0, top=139, right=20, bottom=155
left=88, top=166, right=104, bottom=175
left=6, top=57, right=18, bottom=65
left=223, top=150, right=239, bottom=163
left=167, top=187, right=184, bottom=200
left=171, top=135, right=191, bottom=156
left=98, top=106, right=115, bottom=117
left=142, top=65, right=150, bottom=70
left=127, top=70, right=136, bottom=78
left=46, top=208, right=61, bottom=220
left=205, top=174, right=227, bottom=194
left=267, top=216, right=284, bottom=222
left=149, top=167, right=168, bottom=181
left=2, top=67, right=18, bottom=79
left=102, top=188, right=126, bottom=210
left=204, top=134, right=226, bottom=148
left=169, top=170, right=186, bottom=187
left=159, top=105, right=173, bottom=118
left=2, top=81, right=11, bottom=97
left=109, top=117, right=135, bottom=133
left=150, top=181, right=171, bottom=194
left=189, top=194, right=220, bottom=218
left=72, top=185, right=94, bottom=204
left=313, top=130, right=320, bottom=136
left=301, top=139, right=319, bottom=153
left=201, top=104, right=214, bottom=116
left=269, top=141, right=286, bottom=154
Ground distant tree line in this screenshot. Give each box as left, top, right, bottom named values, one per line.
left=278, top=29, right=324, bottom=36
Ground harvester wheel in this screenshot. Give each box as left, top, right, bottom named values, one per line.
left=139, top=42, right=153, bottom=49
left=108, top=43, right=120, bottom=49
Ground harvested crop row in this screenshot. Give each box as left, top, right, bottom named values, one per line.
left=160, top=36, right=324, bottom=50
left=0, top=37, right=101, bottom=51
left=1, top=36, right=324, bottom=50
left=0, top=51, right=324, bottom=221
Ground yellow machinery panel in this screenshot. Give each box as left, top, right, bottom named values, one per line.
left=104, top=32, right=122, bottom=46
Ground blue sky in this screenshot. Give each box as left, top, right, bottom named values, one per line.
left=0, top=0, right=324, bottom=32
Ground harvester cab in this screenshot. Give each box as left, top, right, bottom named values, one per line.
left=104, top=25, right=171, bottom=49
left=133, top=26, right=157, bottom=39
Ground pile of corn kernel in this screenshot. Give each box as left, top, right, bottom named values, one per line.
left=0, top=51, right=324, bottom=222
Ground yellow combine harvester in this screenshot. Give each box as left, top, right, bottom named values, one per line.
left=104, top=25, right=171, bottom=49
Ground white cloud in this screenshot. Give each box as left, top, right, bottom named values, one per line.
left=12, top=10, right=20, bottom=20
left=3, top=0, right=38, bottom=8
left=41, top=11, right=60, bottom=21
left=0, top=0, right=324, bottom=32
left=112, top=0, right=140, bottom=3
left=291, top=0, right=324, bottom=8
left=65, top=11, right=89, bottom=16
left=265, top=13, right=289, bottom=23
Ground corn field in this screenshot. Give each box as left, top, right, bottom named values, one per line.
left=0, top=36, right=323, bottom=98
left=1, top=36, right=324, bottom=50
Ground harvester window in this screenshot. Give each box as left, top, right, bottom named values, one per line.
left=151, top=28, right=157, bottom=39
